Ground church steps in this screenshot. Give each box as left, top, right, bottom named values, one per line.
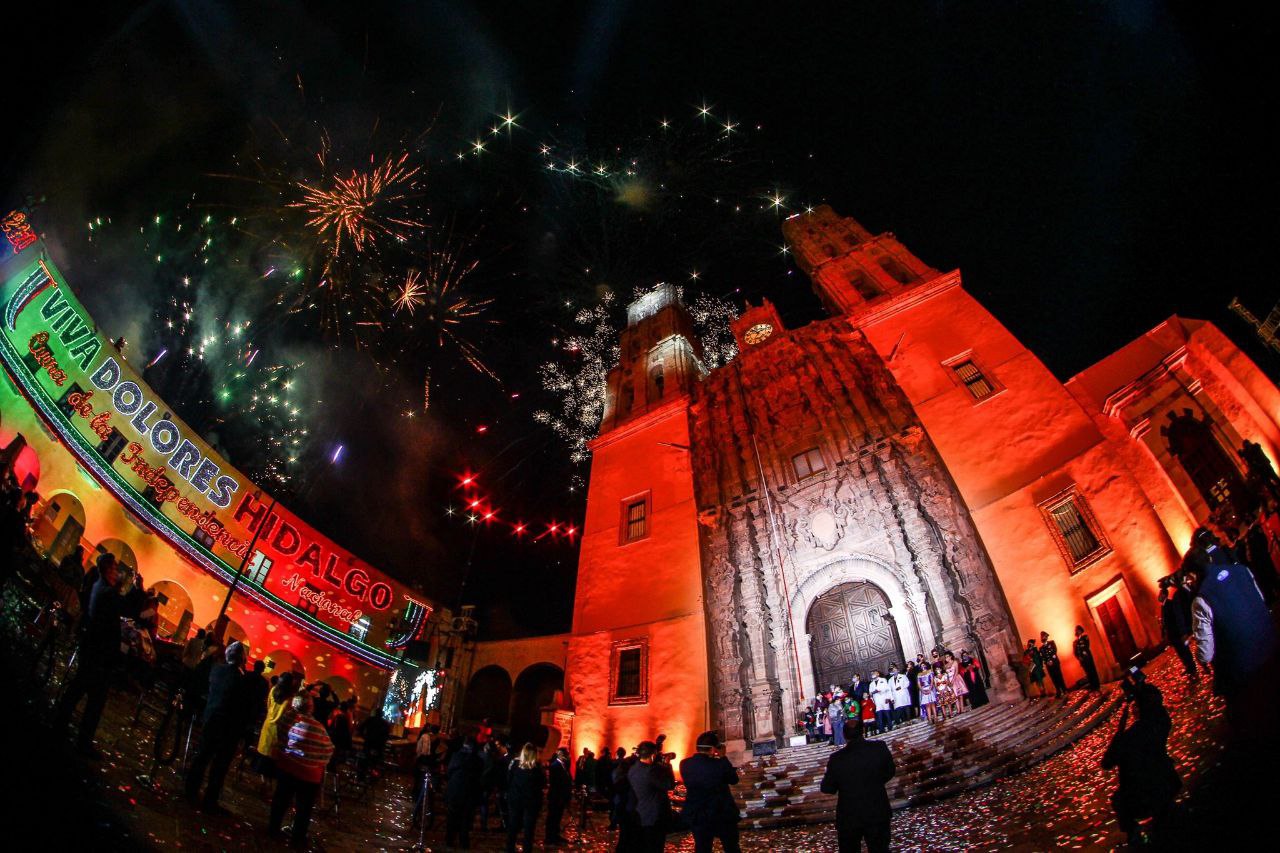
left=734, top=689, right=1119, bottom=829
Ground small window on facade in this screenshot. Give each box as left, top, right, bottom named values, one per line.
left=98, top=428, right=129, bottom=463
left=877, top=256, right=915, bottom=285
left=1041, top=490, right=1110, bottom=571
left=609, top=640, right=649, bottom=705
left=792, top=447, right=827, bottom=480
left=348, top=616, right=372, bottom=642
left=850, top=269, right=884, bottom=300
left=624, top=499, right=647, bottom=542
left=193, top=526, right=216, bottom=549
left=952, top=360, right=996, bottom=400
left=244, top=550, right=273, bottom=585
left=650, top=365, right=665, bottom=399
left=56, top=383, right=85, bottom=419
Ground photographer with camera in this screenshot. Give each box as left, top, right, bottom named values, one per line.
left=1101, top=666, right=1181, bottom=846
left=626, top=740, right=675, bottom=853
left=680, top=731, right=741, bottom=853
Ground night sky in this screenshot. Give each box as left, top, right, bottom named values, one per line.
left=3, top=1, right=1275, bottom=638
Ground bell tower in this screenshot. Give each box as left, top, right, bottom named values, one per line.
left=565, top=283, right=710, bottom=765
left=782, top=205, right=939, bottom=318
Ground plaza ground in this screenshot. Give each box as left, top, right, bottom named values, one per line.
left=3, top=640, right=1271, bottom=852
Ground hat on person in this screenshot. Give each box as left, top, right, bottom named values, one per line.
left=224, top=640, right=247, bottom=664
left=696, top=730, right=722, bottom=751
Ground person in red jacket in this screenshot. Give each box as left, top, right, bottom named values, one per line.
left=269, top=694, right=334, bottom=849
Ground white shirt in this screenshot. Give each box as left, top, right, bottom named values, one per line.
left=890, top=673, right=912, bottom=706
left=869, top=677, right=893, bottom=711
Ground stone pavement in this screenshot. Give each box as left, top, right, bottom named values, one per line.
left=6, top=647, right=1249, bottom=850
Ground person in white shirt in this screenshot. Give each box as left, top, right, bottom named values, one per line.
left=889, top=665, right=913, bottom=726
left=869, top=670, right=894, bottom=733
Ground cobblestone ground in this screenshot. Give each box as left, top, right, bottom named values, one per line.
left=8, top=648, right=1241, bottom=851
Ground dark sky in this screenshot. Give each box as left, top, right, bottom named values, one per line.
left=3, top=1, right=1276, bottom=638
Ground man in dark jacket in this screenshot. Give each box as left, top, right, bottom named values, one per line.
left=54, top=556, right=125, bottom=757
left=185, top=641, right=254, bottom=812
left=627, top=741, right=675, bottom=853
left=679, top=731, right=741, bottom=853
left=1102, top=679, right=1181, bottom=845
left=1159, top=581, right=1197, bottom=680
left=445, top=738, right=485, bottom=849
left=544, top=746, right=572, bottom=844
left=819, top=718, right=897, bottom=853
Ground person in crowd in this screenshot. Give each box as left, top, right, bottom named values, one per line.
left=575, top=747, right=594, bottom=792
left=357, top=709, right=392, bottom=781
left=820, top=703, right=833, bottom=742
left=847, top=673, right=868, bottom=705
left=54, top=554, right=127, bottom=757
left=628, top=741, right=676, bottom=853
left=1158, top=580, right=1198, bottom=681
left=1102, top=673, right=1181, bottom=846
left=1038, top=632, right=1067, bottom=697
left=268, top=693, right=334, bottom=849
left=680, top=731, right=741, bottom=853
left=1189, top=530, right=1279, bottom=742
left=185, top=641, right=254, bottom=812
left=56, top=544, right=85, bottom=586
left=256, top=671, right=299, bottom=780
left=595, top=746, right=616, bottom=807
left=933, top=660, right=955, bottom=719
left=243, top=660, right=270, bottom=745
left=959, top=650, right=989, bottom=708
left=506, top=743, right=546, bottom=853
left=1240, top=518, right=1278, bottom=604
left=889, top=665, right=912, bottom=726
left=831, top=697, right=847, bottom=747
left=820, top=717, right=897, bottom=853
left=445, top=736, right=485, bottom=849
left=860, top=685, right=878, bottom=734
left=479, top=738, right=510, bottom=832
left=945, top=652, right=969, bottom=715
left=545, top=745, right=572, bottom=844
left=311, top=683, right=335, bottom=729
left=327, top=698, right=355, bottom=766
left=76, top=553, right=115, bottom=633
left=1073, top=625, right=1101, bottom=691
left=1023, top=639, right=1047, bottom=698
left=868, top=669, right=893, bottom=733
left=905, top=658, right=921, bottom=719
left=917, top=660, right=937, bottom=723
left=411, top=723, right=437, bottom=822
left=610, top=746, right=634, bottom=834
left=476, top=717, right=493, bottom=746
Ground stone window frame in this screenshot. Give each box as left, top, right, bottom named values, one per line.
left=941, top=350, right=1004, bottom=404
left=618, top=490, right=652, bottom=545
left=608, top=638, right=649, bottom=706
left=1038, top=486, right=1112, bottom=574
left=790, top=446, right=828, bottom=482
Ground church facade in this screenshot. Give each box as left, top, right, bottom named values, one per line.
left=482, top=206, right=1280, bottom=763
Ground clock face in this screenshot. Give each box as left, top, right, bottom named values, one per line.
left=743, top=322, right=774, bottom=345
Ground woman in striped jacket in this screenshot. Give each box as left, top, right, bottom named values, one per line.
left=268, top=693, right=334, bottom=848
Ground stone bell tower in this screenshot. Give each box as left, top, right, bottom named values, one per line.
left=565, top=284, right=711, bottom=764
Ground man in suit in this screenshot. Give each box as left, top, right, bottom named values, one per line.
left=546, top=746, right=573, bottom=844
left=185, top=641, right=255, bottom=812
left=679, top=731, right=741, bottom=853
left=819, top=717, right=897, bottom=853
left=627, top=741, right=676, bottom=853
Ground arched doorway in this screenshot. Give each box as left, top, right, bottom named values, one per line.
left=36, top=491, right=86, bottom=565
left=150, top=580, right=194, bottom=641
left=462, top=665, right=513, bottom=725
left=264, top=649, right=306, bottom=680
left=510, top=664, right=563, bottom=749
left=205, top=618, right=249, bottom=646
left=94, top=538, right=138, bottom=574
left=806, top=581, right=904, bottom=688
left=1164, top=412, right=1249, bottom=520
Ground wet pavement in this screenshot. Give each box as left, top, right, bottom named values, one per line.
left=4, top=646, right=1258, bottom=851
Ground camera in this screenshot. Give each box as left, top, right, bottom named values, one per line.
left=1120, top=663, right=1146, bottom=700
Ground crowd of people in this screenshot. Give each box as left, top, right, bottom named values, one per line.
left=800, top=648, right=990, bottom=741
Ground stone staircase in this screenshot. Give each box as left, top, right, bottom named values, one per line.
left=735, top=689, right=1121, bottom=829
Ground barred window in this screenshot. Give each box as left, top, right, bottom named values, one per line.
left=792, top=447, right=827, bottom=480
left=1041, top=489, right=1110, bottom=571
left=877, top=256, right=915, bottom=285
left=193, top=526, right=216, bottom=549
left=98, top=428, right=129, bottom=463
left=610, top=640, right=649, bottom=705
left=348, top=616, right=371, bottom=642
left=625, top=499, right=647, bottom=541
left=952, top=360, right=996, bottom=400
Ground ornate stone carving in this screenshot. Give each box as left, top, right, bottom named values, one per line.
left=791, top=495, right=851, bottom=551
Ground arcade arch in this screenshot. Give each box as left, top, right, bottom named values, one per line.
left=94, top=538, right=138, bottom=573
left=149, top=580, right=194, bottom=641
left=510, top=663, right=564, bottom=749
left=461, top=665, right=513, bottom=725
left=37, top=490, right=86, bottom=564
